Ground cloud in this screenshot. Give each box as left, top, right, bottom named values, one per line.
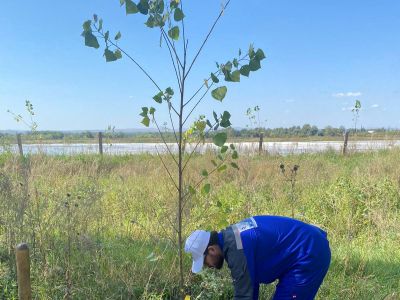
left=333, top=92, right=362, bottom=98
left=370, top=104, right=379, bottom=108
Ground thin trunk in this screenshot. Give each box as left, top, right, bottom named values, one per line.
left=178, top=64, right=186, bottom=295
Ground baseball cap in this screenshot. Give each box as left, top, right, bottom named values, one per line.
left=184, top=230, right=210, bottom=273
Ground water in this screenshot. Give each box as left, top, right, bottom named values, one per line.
left=2, top=140, right=399, bottom=156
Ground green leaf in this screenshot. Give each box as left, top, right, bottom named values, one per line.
left=174, top=8, right=185, bottom=21
left=145, top=16, right=155, bottom=28
left=170, top=0, right=178, bottom=9
left=249, top=44, right=255, bottom=58
left=114, top=49, right=122, bottom=59
left=220, top=111, right=231, bottom=128
left=165, top=87, right=174, bottom=95
left=115, top=31, right=122, bottom=40
left=230, top=162, right=239, bottom=170
left=211, top=73, right=219, bottom=83
left=125, top=0, right=139, bottom=14
left=231, top=70, right=240, bottom=82
left=255, top=49, right=266, bottom=61
left=120, top=0, right=125, bottom=6
left=224, top=61, right=233, bottom=72
left=240, top=65, right=250, bottom=77
left=141, top=116, right=150, bottom=127
left=211, top=160, right=217, bottom=167
left=206, top=119, right=213, bottom=128
left=217, top=165, right=227, bottom=172
left=230, top=143, right=235, bottom=150
left=139, top=107, right=149, bottom=117
left=153, top=91, right=163, bottom=103
left=82, top=20, right=91, bottom=32
left=211, top=86, right=227, bottom=101
left=217, top=154, right=223, bottom=161
left=213, top=111, right=218, bottom=123
left=249, top=59, right=261, bottom=71
left=239, top=48, right=242, bottom=56
left=221, top=146, right=228, bottom=153
left=213, top=132, right=227, bottom=147
left=104, top=31, right=110, bottom=41
left=233, top=58, right=239, bottom=68
left=224, top=71, right=233, bottom=82
left=137, top=0, right=149, bottom=15
left=84, top=32, right=100, bottom=49
left=149, top=107, right=156, bottom=115
left=201, top=169, right=208, bottom=177
left=202, top=183, right=211, bottom=194
left=232, top=150, right=238, bottom=159
left=93, top=14, right=98, bottom=23
left=168, top=26, right=179, bottom=40
left=104, top=48, right=118, bottom=62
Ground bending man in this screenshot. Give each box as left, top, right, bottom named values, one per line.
left=185, top=215, right=331, bottom=300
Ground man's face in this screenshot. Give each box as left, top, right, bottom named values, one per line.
left=204, top=245, right=224, bottom=270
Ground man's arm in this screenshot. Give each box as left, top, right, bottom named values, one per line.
left=223, top=228, right=257, bottom=299
left=226, top=247, right=254, bottom=299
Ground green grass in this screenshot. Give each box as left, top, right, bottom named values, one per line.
left=0, top=149, right=399, bottom=299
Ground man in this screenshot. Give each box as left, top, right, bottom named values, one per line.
left=185, top=215, right=331, bottom=300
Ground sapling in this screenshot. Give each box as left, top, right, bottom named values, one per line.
left=351, top=99, right=362, bottom=134
left=81, top=0, right=266, bottom=293
left=279, top=163, right=300, bottom=218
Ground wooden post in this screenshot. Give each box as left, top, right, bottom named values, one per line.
left=98, top=132, right=103, bottom=155
left=17, top=134, right=24, bottom=156
left=15, top=243, right=32, bottom=300
left=258, top=133, right=264, bottom=154
left=343, top=130, right=349, bottom=155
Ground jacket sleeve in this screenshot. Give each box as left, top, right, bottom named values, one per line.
left=223, top=228, right=255, bottom=300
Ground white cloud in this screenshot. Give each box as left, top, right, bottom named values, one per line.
left=370, top=104, right=379, bottom=108
left=333, top=92, right=362, bottom=98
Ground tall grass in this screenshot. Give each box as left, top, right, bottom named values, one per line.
left=1, top=149, right=399, bottom=299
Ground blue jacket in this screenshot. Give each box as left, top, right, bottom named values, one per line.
left=218, top=216, right=329, bottom=299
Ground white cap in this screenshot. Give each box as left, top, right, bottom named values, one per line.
left=184, top=230, right=210, bottom=273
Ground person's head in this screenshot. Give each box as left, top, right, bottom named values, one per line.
left=185, top=230, right=224, bottom=273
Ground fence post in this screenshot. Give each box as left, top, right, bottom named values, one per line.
left=17, top=134, right=24, bottom=156
left=258, top=133, right=264, bottom=155
left=98, top=132, right=103, bottom=155
left=15, top=243, right=32, bottom=300
left=343, top=130, right=349, bottom=155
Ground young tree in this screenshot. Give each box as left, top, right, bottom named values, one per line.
left=352, top=99, right=362, bottom=133
left=81, top=0, right=265, bottom=292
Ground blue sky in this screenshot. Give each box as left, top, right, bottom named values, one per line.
left=0, top=0, right=399, bottom=131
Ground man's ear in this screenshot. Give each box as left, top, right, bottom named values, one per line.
left=208, top=245, right=218, bottom=255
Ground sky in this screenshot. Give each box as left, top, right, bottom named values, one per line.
left=0, top=0, right=399, bottom=131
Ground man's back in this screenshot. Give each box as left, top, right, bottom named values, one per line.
left=220, top=215, right=331, bottom=299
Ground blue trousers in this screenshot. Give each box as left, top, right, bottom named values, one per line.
left=272, top=232, right=331, bottom=300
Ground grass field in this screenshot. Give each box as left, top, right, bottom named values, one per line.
left=0, top=149, right=399, bottom=299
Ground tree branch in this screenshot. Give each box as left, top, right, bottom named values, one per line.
left=155, top=146, right=179, bottom=191
left=94, top=25, right=164, bottom=93
left=184, top=0, right=231, bottom=79
left=153, top=117, right=179, bottom=166
left=161, top=29, right=182, bottom=92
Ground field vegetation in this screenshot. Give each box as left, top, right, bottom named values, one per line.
left=1, top=126, right=399, bottom=145
left=0, top=149, right=399, bottom=299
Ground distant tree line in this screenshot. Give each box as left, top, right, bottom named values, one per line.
left=0, top=124, right=398, bottom=141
